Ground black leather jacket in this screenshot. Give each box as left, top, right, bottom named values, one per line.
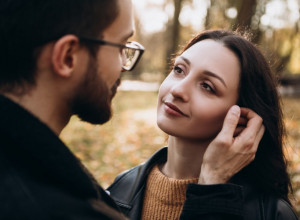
left=107, top=147, right=298, bottom=220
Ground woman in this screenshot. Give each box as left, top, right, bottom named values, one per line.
left=107, top=30, right=298, bottom=220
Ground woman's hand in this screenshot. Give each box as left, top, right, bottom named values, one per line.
left=198, top=105, right=265, bottom=184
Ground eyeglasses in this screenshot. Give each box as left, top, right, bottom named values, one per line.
left=78, top=36, right=144, bottom=71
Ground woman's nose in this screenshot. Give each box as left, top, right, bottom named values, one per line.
left=170, top=78, right=190, bottom=102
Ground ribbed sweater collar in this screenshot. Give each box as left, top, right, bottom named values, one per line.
left=141, top=165, right=198, bottom=219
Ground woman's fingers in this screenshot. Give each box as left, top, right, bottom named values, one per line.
left=216, top=105, right=241, bottom=143
left=199, top=106, right=265, bottom=185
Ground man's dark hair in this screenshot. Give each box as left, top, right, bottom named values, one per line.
left=0, top=0, right=119, bottom=92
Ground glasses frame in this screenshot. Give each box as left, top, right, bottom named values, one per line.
left=78, top=36, right=144, bottom=71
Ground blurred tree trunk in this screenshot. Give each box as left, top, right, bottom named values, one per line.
left=234, top=0, right=257, bottom=29
left=163, top=0, right=184, bottom=76
left=171, top=0, right=182, bottom=53
left=204, top=0, right=232, bottom=29
left=205, top=0, right=213, bottom=29
left=131, top=12, right=144, bottom=79
left=234, top=0, right=264, bottom=43
left=205, top=0, right=264, bottom=43
left=275, top=28, right=300, bottom=75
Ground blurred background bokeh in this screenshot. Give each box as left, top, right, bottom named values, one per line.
left=60, top=0, right=300, bottom=216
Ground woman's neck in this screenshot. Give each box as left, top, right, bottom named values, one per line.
left=161, top=136, right=211, bottom=180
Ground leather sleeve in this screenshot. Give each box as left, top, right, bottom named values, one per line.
left=180, top=183, right=244, bottom=220
left=273, top=199, right=299, bottom=220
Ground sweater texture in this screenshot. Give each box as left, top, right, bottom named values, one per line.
left=141, top=165, right=198, bottom=220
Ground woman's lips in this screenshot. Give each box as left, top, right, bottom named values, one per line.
left=164, top=102, right=188, bottom=117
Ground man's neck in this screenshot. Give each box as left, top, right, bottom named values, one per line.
left=3, top=90, right=71, bottom=136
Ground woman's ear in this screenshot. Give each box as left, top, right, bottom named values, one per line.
left=51, top=35, right=81, bottom=78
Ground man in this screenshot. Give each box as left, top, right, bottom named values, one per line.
left=0, top=0, right=264, bottom=219
left=0, top=0, right=135, bottom=219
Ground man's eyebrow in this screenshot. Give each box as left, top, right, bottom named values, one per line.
left=121, top=30, right=134, bottom=42
left=179, top=56, right=227, bottom=88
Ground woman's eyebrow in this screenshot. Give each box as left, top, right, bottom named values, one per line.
left=179, top=55, right=227, bottom=88
left=179, top=56, right=191, bottom=65
left=203, top=70, right=227, bottom=88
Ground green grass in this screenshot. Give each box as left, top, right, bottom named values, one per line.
left=60, top=91, right=300, bottom=215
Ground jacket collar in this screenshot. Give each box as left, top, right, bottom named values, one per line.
left=127, top=147, right=167, bottom=195
left=0, top=95, right=101, bottom=199
left=107, top=147, right=167, bottom=219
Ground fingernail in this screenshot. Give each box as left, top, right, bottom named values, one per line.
left=230, top=105, right=240, bottom=116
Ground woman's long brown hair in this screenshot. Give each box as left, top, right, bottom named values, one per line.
left=178, top=29, right=292, bottom=203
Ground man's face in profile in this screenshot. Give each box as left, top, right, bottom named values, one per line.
left=71, top=0, right=134, bottom=125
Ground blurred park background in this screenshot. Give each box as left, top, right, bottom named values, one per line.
left=61, top=0, right=300, bottom=216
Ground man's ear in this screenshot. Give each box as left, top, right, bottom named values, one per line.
left=51, top=35, right=81, bottom=78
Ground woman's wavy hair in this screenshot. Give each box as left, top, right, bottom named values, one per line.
left=178, top=29, right=292, bottom=203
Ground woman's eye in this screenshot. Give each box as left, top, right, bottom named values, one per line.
left=173, top=66, right=184, bottom=75
left=201, top=82, right=215, bottom=93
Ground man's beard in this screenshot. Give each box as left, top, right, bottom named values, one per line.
left=71, top=58, right=120, bottom=125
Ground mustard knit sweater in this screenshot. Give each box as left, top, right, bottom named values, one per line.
left=141, top=165, right=198, bottom=220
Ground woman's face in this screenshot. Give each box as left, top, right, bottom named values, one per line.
left=157, top=39, right=240, bottom=141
